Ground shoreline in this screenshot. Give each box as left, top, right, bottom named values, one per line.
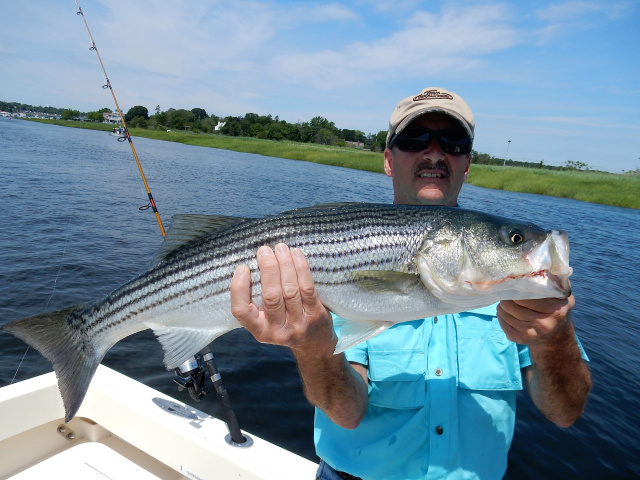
left=23, top=118, right=640, bottom=209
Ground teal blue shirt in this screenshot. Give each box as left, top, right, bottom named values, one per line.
left=315, top=305, right=588, bottom=480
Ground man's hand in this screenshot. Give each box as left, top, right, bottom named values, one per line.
left=230, top=243, right=336, bottom=355
left=497, top=295, right=575, bottom=346
left=229, top=243, right=369, bottom=429
left=497, top=294, right=591, bottom=427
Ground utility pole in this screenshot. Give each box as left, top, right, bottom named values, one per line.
left=503, top=140, right=511, bottom=167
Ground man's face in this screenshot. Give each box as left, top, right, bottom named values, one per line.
left=384, top=113, right=472, bottom=206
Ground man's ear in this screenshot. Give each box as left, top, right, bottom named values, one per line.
left=463, top=153, right=471, bottom=181
left=383, top=148, right=394, bottom=178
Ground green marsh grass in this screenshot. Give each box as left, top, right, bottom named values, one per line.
left=466, top=165, right=639, bottom=209
left=28, top=119, right=639, bottom=209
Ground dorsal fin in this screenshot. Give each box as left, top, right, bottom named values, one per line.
left=151, top=214, right=246, bottom=268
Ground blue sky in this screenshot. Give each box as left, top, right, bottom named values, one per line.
left=1, top=0, right=638, bottom=172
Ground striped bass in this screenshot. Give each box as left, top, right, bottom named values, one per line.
left=2, top=203, right=572, bottom=421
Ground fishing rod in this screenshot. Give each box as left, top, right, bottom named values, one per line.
left=74, top=2, right=249, bottom=446
left=75, top=0, right=166, bottom=237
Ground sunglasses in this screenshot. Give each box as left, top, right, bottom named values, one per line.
left=390, top=127, right=473, bottom=155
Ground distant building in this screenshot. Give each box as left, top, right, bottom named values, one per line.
left=103, top=111, right=121, bottom=124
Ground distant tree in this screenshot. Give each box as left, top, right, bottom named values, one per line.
left=251, top=123, right=265, bottom=138
left=86, top=110, right=104, bottom=122
left=129, top=116, right=149, bottom=128
left=565, top=160, right=590, bottom=171
left=316, top=127, right=341, bottom=145
left=368, top=130, right=386, bottom=151
left=199, top=115, right=221, bottom=133
left=61, top=109, right=80, bottom=120
left=168, top=109, right=196, bottom=130
left=341, top=128, right=366, bottom=143
left=150, top=111, right=167, bottom=129
left=265, top=122, right=288, bottom=141
left=124, top=105, right=149, bottom=122
left=220, top=116, right=244, bottom=136
left=191, top=108, right=208, bottom=120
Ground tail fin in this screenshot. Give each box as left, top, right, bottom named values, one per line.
left=2, top=305, right=101, bottom=422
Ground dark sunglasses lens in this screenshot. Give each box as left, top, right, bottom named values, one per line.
left=393, top=131, right=432, bottom=151
left=439, top=135, right=472, bottom=154
left=392, top=128, right=472, bottom=154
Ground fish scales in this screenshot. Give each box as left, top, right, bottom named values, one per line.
left=79, top=206, right=419, bottom=338
left=2, top=203, right=573, bottom=421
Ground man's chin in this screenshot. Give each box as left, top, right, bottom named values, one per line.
left=415, top=186, right=451, bottom=206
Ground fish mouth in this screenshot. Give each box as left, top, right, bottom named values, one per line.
left=520, top=229, right=573, bottom=298
left=513, top=268, right=572, bottom=298
left=545, top=271, right=572, bottom=298
left=467, top=268, right=571, bottom=299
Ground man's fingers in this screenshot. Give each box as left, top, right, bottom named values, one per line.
left=257, top=246, right=287, bottom=319
left=230, top=264, right=259, bottom=326
left=274, top=244, right=303, bottom=301
left=292, top=248, right=319, bottom=306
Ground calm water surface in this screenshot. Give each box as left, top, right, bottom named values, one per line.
left=1, top=118, right=639, bottom=479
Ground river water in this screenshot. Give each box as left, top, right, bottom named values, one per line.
left=1, top=118, right=638, bottom=479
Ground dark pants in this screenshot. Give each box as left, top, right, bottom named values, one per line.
left=316, top=460, right=362, bottom=480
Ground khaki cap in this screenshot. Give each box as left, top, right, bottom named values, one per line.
left=387, top=87, right=475, bottom=147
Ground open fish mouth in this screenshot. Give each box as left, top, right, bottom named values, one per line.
left=536, top=269, right=572, bottom=297
left=464, top=268, right=571, bottom=298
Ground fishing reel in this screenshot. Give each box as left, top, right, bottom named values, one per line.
left=173, top=355, right=210, bottom=402
left=172, top=348, right=251, bottom=446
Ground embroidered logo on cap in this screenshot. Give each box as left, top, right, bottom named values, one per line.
left=413, top=90, right=453, bottom=102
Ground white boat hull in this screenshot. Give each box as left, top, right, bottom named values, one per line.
left=0, top=365, right=318, bottom=479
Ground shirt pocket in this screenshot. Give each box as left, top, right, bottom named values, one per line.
left=454, top=311, right=523, bottom=391
left=367, top=350, right=426, bottom=409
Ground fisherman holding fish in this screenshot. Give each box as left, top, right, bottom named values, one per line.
left=230, top=87, right=592, bottom=480
left=2, top=87, right=592, bottom=480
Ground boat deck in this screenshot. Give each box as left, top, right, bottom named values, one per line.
left=0, top=366, right=318, bottom=480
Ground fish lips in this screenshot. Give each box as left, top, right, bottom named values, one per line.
left=524, top=229, right=573, bottom=298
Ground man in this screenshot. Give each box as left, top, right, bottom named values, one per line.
left=230, top=87, right=591, bottom=479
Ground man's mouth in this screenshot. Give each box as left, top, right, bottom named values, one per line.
left=414, top=161, right=449, bottom=179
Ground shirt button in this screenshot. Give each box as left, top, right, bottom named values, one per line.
left=434, top=317, right=438, bottom=324
left=435, top=426, right=444, bottom=435
left=435, top=368, right=443, bottom=376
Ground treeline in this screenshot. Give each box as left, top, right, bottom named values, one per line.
left=119, top=105, right=388, bottom=151
left=8, top=100, right=627, bottom=173
left=0, top=101, right=64, bottom=115
left=471, top=152, right=605, bottom=172
left=472, top=151, right=559, bottom=170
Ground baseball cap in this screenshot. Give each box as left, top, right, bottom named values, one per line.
left=387, top=87, right=475, bottom=147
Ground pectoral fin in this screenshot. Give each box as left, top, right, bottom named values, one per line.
left=350, top=270, right=422, bottom=295
left=334, top=320, right=394, bottom=354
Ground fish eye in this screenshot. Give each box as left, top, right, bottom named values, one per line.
left=509, top=230, right=525, bottom=244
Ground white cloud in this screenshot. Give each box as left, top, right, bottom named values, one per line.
left=535, top=1, right=604, bottom=21
left=310, top=3, right=359, bottom=21
left=271, top=4, right=518, bottom=88
left=533, top=0, right=632, bottom=41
